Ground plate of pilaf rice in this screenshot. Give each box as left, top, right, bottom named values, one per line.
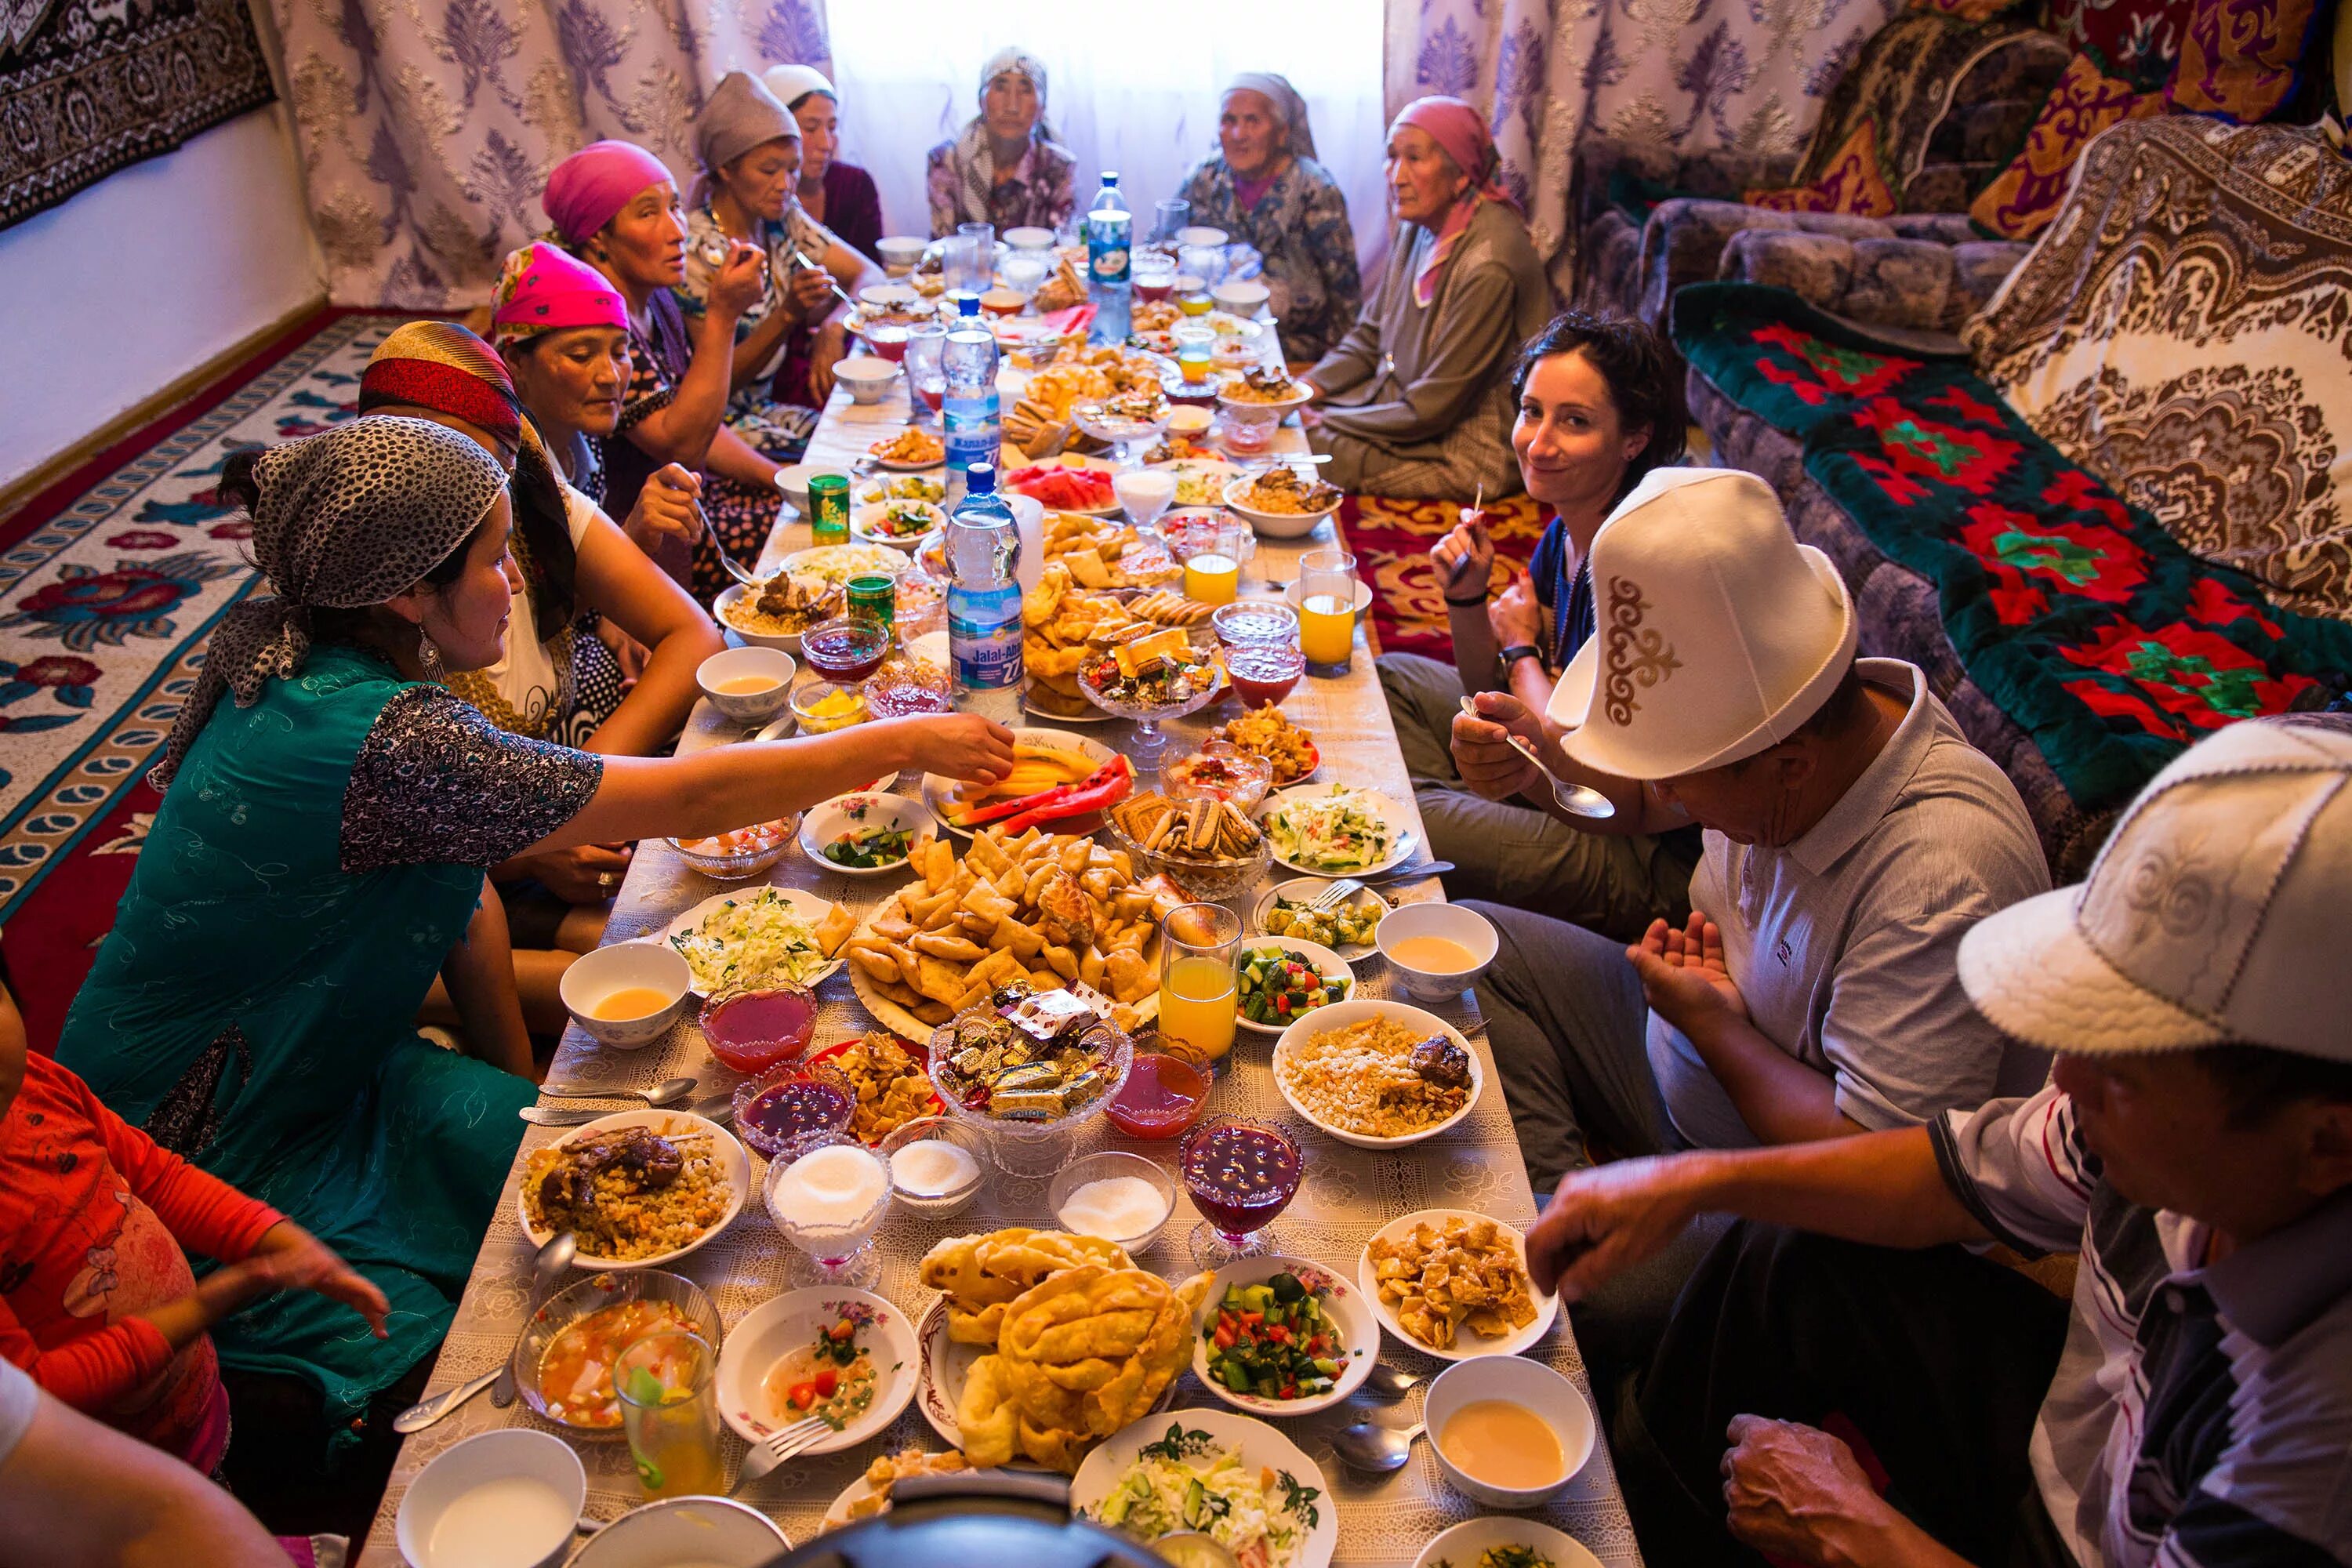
left=1271, top=1000, right=1481, bottom=1149
left=519, top=1110, right=750, bottom=1269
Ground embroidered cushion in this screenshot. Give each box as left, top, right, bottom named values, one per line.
left=2163, top=0, right=2322, bottom=123
left=1967, top=55, right=2161, bottom=241
left=1747, top=124, right=1900, bottom=217
left=1907, top=0, right=2027, bottom=20
left=2042, top=0, right=2186, bottom=88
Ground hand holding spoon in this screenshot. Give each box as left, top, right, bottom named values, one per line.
left=1457, top=695, right=1615, bottom=821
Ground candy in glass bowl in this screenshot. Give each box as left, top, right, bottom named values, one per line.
left=927, top=980, right=1134, bottom=1177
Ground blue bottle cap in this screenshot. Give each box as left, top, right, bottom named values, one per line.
left=957, top=292, right=981, bottom=317
left=966, top=462, right=995, bottom=495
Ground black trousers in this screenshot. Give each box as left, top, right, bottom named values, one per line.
left=1613, top=1221, right=2072, bottom=1568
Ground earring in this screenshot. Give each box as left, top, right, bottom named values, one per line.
left=417, top=630, right=446, bottom=683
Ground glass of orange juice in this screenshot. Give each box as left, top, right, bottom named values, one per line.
left=615, top=1330, right=724, bottom=1499
left=1178, top=517, right=1250, bottom=605
left=1298, top=547, right=1358, bottom=676
left=1158, top=902, right=1241, bottom=1069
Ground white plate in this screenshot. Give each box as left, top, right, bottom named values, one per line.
left=1149, top=457, right=1240, bottom=510
left=1071, top=1408, right=1337, bottom=1568
left=1272, top=998, right=1482, bottom=1150
left=663, top=886, right=848, bottom=996
left=797, top=793, right=933, bottom=878
left=1022, top=691, right=1115, bottom=724
left=851, top=500, right=946, bottom=552
left=913, top=1296, right=981, bottom=1447
left=517, top=1110, right=750, bottom=1271
left=1233, top=936, right=1353, bottom=1037
left=714, top=1287, right=917, bottom=1454
left=920, top=727, right=1120, bottom=839
left=1254, top=784, right=1417, bottom=878
left=1412, top=1518, right=1606, bottom=1568
left=854, top=475, right=946, bottom=508
left=1190, top=1257, right=1378, bottom=1417
left=1357, top=1208, right=1560, bottom=1363
left=777, top=543, right=913, bottom=585
left=1003, top=455, right=1122, bottom=517
left=1250, top=877, right=1392, bottom=960
left=869, top=448, right=946, bottom=474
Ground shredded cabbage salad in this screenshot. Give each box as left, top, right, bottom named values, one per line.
left=670, top=889, right=829, bottom=992
left=1090, top=1423, right=1319, bottom=1568
left=1263, top=788, right=1392, bottom=873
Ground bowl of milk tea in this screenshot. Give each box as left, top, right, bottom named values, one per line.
left=1422, top=1355, right=1596, bottom=1508
left=1374, top=902, right=1498, bottom=1002
left=396, top=1427, right=584, bottom=1568
left=558, top=940, right=695, bottom=1049
left=695, top=646, right=798, bottom=723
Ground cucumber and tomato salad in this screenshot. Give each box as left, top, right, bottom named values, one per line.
left=1236, top=946, right=1346, bottom=1025
left=1205, top=1272, right=1344, bottom=1401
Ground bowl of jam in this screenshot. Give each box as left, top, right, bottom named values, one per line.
left=1224, top=644, right=1305, bottom=709
left=800, top=617, right=891, bottom=684
left=731, top=1058, right=855, bottom=1161
left=700, top=985, right=817, bottom=1076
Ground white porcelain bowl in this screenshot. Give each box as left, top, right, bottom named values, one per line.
left=695, top=645, right=796, bottom=721
left=834, top=357, right=900, bottom=405
left=569, top=1497, right=789, bottom=1567
left=875, top=237, right=928, bottom=274
left=1280, top=577, right=1373, bottom=617
left=772, top=462, right=823, bottom=513
left=711, top=584, right=803, bottom=655
left=1229, top=475, right=1341, bottom=540
left=1002, top=226, right=1055, bottom=252
left=396, top=1428, right=584, bottom=1568
left=557, top=941, right=693, bottom=1049
left=1174, top=225, right=1229, bottom=249
left=1211, top=279, right=1270, bottom=317
left=858, top=281, right=920, bottom=310
left=1271, top=997, right=1482, bottom=1150
left=1413, top=1519, right=1604, bottom=1568
left=1422, top=1355, right=1597, bottom=1508
left=1375, top=902, right=1498, bottom=1001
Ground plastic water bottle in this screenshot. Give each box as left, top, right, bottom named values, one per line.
left=941, top=294, right=1001, bottom=507
left=946, top=462, right=1024, bottom=725
left=1086, top=171, right=1132, bottom=346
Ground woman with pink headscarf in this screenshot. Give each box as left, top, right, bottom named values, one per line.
left=1301, top=96, right=1551, bottom=500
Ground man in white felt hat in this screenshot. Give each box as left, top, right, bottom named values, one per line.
left=1448, top=467, right=2051, bottom=1375
left=1528, top=714, right=2352, bottom=1568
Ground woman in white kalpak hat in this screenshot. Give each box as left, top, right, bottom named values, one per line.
left=1450, top=467, right=2050, bottom=1388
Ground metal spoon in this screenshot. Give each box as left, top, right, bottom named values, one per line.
left=793, top=248, right=858, bottom=312
left=1359, top=1360, right=1424, bottom=1400
left=1457, top=695, right=1615, bottom=820
left=491, top=1232, right=579, bottom=1408
left=1333, top=1418, right=1426, bottom=1473
left=536, top=1076, right=699, bottom=1109
left=394, top=1232, right=575, bottom=1432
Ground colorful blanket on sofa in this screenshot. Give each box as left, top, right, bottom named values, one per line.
left=1671, top=281, right=2352, bottom=812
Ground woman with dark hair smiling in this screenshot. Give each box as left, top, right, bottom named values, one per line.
left=1380, top=311, right=1700, bottom=938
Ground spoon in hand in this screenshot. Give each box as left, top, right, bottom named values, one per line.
left=1332, top=1418, right=1425, bottom=1473
left=536, top=1076, right=699, bottom=1108
left=1457, top=695, right=1615, bottom=820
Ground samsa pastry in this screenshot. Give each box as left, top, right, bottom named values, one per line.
left=1367, top=1215, right=1539, bottom=1350
left=919, top=1227, right=1131, bottom=1345
left=956, top=1263, right=1212, bottom=1472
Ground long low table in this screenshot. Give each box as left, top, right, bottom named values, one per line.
left=358, top=373, right=1643, bottom=1566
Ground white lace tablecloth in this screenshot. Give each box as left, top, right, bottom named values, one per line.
left=358, top=379, right=1643, bottom=1568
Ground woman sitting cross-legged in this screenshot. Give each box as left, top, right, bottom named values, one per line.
left=543, top=139, right=779, bottom=601
left=1379, top=312, right=1700, bottom=940
left=1176, top=73, right=1361, bottom=363
left=1301, top=96, right=1551, bottom=499
left=357, top=316, right=725, bottom=1029
left=677, top=72, right=882, bottom=456
left=926, top=48, right=1076, bottom=238
left=54, top=418, right=1014, bottom=1501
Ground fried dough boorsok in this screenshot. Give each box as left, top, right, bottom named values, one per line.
left=918, top=1227, right=1132, bottom=1345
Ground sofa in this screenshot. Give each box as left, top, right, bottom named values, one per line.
left=1671, top=116, right=2352, bottom=877
left=1575, top=9, right=2068, bottom=339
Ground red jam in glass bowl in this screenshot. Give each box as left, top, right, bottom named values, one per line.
left=731, top=1059, right=855, bottom=1160
left=1225, top=644, right=1305, bottom=708
left=699, top=985, right=817, bottom=1075
left=801, top=617, right=891, bottom=683
left=1103, top=1051, right=1210, bottom=1140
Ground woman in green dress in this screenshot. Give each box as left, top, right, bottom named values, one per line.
left=55, top=418, right=1015, bottom=1459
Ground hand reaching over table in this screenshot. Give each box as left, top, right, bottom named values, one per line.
left=892, top=713, right=1017, bottom=786
left=1525, top=1155, right=1704, bottom=1302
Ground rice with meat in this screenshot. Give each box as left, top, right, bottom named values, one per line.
left=523, top=1133, right=732, bottom=1261
left=1276, top=1015, right=1470, bottom=1138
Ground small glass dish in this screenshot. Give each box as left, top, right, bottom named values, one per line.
left=875, top=1116, right=989, bottom=1216
left=791, top=679, right=869, bottom=734
left=1164, top=742, right=1273, bottom=813
left=699, top=985, right=818, bottom=1076
left=1211, top=601, right=1298, bottom=648
left=800, top=617, right=891, bottom=684
left=1047, top=1149, right=1178, bottom=1252
left=663, top=817, right=797, bottom=880
left=729, top=1058, right=854, bottom=1161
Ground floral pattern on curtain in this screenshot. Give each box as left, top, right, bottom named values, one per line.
left=266, top=0, right=833, bottom=307
left=1385, top=0, right=1900, bottom=270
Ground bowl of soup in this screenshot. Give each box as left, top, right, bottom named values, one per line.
left=1375, top=902, right=1498, bottom=1002
left=557, top=941, right=694, bottom=1049
left=396, top=1428, right=585, bottom=1568
left=1422, top=1355, right=1596, bottom=1508
left=696, top=647, right=797, bottom=722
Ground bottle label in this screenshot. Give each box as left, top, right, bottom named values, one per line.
left=1089, top=242, right=1129, bottom=286
left=949, top=608, right=1024, bottom=690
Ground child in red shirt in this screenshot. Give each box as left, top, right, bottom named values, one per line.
left=0, top=982, right=387, bottom=1472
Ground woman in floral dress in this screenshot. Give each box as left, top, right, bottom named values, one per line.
left=926, top=48, right=1076, bottom=238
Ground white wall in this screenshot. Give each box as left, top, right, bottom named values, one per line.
left=0, top=105, right=324, bottom=490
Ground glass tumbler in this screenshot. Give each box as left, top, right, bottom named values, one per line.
left=1157, top=902, right=1240, bottom=1071
left=1153, top=198, right=1191, bottom=245
left=615, top=1330, right=724, bottom=1499
left=1297, top=547, right=1359, bottom=677
left=903, top=322, right=947, bottom=424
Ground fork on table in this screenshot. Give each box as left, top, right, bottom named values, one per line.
left=731, top=1414, right=833, bottom=1492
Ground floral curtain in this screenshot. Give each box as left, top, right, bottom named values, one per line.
left=264, top=0, right=833, bottom=307
left=1385, top=0, right=1900, bottom=274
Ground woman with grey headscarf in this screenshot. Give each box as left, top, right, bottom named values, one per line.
left=56, top=417, right=1014, bottom=1455
left=1177, top=73, right=1361, bottom=361
left=925, top=47, right=1077, bottom=237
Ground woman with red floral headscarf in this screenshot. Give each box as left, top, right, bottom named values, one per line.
left=1301, top=97, right=1552, bottom=501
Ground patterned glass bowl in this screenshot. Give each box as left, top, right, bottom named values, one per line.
left=510, top=1269, right=722, bottom=1438
left=928, top=1011, right=1134, bottom=1177
left=1102, top=811, right=1272, bottom=905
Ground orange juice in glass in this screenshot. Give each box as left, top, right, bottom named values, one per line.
left=1184, top=551, right=1240, bottom=604
left=1174, top=324, right=1214, bottom=384
left=1298, top=548, right=1358, bottom=674
left=615, top=1330, right=724, bottom=1499
left=1158, top=903, right=1240, bottom=1066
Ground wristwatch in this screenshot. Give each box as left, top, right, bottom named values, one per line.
left=1497, top=644, right=1542, bottom=672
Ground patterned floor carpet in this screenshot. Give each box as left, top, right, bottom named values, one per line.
left=0, top=310, right=1530, bottom=1048
left=0, top=312, right=392, bottom=1047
